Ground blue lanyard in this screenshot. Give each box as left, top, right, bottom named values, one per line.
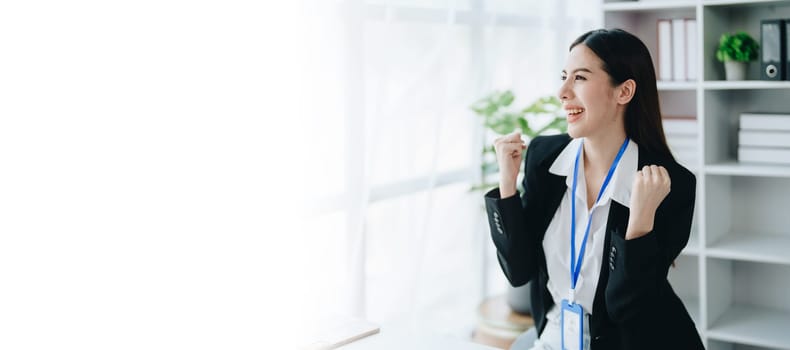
left=569, top=137, right=629, bottom=291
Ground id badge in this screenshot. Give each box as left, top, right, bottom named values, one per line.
left=561, top=299, right=583, bottom=350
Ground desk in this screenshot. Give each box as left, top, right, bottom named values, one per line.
left=338, top=323, right=501, bottom=350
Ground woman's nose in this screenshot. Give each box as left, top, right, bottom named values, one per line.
left=557, top=80, right=572, bottom=101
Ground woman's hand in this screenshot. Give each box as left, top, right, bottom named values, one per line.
left=626, top=165, right=671, bottom=239
left=493, top=131, right=526, bottom=198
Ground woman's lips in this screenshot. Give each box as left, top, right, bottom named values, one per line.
left=567, top=111, right=584, bottom=123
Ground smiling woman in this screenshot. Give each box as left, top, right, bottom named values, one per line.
left=486, top=29, right=703, bottom=350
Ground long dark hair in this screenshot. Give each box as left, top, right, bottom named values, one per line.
left=570, top=28, right=674, bottom=161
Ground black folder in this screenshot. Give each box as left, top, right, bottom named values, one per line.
left=761, top=19, right=786, bottom=80
left=786, top=20, right=790, bottom=80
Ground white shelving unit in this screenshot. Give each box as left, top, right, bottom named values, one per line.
left=604, top=1, right=790, bottom=349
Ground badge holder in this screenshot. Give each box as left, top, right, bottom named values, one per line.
left=561, top=297, right=584, bottom=350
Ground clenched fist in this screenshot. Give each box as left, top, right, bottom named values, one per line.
left=626, top=165, right=671, bottom=239
left=494, top=131, right=527, bottom=198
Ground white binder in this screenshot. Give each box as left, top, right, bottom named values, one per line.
left=686, top=19, right=697, bottom=81
left=672, top=18, right=687, bottom=81
left=658, top=19, right=673, bottom=81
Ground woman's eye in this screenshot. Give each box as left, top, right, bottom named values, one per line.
left=560, top=75, right=586, bottom=81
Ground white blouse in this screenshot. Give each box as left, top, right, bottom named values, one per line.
left=542, top=137, right=638, bottom=316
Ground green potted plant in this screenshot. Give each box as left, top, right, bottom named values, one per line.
left=469, top=90, right=567, bottom=194
left=716, top=31, right=760, bottom=81
left=469, top=90, right=567, bottom=315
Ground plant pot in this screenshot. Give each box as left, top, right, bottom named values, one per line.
left=506, top=282, right=531, bottom=315
left=724, top=60, right=748, bottom=81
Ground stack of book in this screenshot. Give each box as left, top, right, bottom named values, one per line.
left=663, top=116, right=698, bottom=171
left=657, top=18, right=697, bottom=82
left=738, top=113, right=790, bottom=165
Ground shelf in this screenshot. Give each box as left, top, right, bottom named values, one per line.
left=706, top=232, right=790, bottom=265
left=703, top=80, right=790, bottom=90
left=705, top=162, right=790, bottom=178
left=703, top=0, right=790, bottom=7
left=707, top=304, right=790, bottom=350
left=603, top=1, right=790, bottom=348
left=657, top=81, right=697, bottom=91
left=603, top=1, right=697, bottom=11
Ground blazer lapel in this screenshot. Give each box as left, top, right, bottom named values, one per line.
left=540, top=153, right=570, bottom=239
left=544, top=173, right=567, bottom=229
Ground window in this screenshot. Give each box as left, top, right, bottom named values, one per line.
left=304, top=0, right=600, bottom=337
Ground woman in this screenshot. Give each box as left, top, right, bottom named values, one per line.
left=484, top=29, right=703, bottom=350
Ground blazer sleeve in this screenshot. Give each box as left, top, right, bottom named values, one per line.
left=483, top=136, right=548, bottom=287
left=604, top=166, right=697, bottom=323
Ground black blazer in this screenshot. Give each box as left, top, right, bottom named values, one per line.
left=484, top=134, right=703, bottom=350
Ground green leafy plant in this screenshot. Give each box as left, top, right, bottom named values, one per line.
left=716, top=31, right=760, bottom=62
left=469, top=90, right=567, bottom=193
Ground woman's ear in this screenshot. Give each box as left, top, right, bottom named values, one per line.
left=616, top=79, right=636, bottom=105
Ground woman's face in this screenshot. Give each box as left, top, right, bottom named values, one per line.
left=557, top=44, right=623, bottom=140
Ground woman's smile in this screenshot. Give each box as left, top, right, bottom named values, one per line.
left=565, top=106, right=586, bottom=124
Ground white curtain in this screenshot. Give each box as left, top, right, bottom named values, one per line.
left=0, top=1, right=604, bottom=348
left=299, top=0, right=603, bottom=342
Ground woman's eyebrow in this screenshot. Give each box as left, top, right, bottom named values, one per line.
left=561, top=68, right=593, bottom=74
